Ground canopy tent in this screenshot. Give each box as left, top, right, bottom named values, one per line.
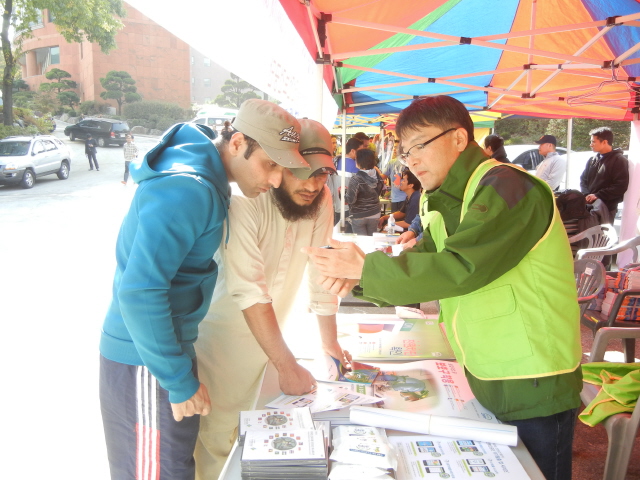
left=279, top=0, right=640, bottom=121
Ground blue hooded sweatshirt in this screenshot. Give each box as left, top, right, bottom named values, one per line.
left=100, top=123, right=229, bottom=403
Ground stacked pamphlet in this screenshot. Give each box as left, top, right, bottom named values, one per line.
left=238, top=407, right=314, bottom=446
left=240, top=426, right=329, bottom=479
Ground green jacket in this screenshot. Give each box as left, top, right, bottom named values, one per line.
left=355, top=143, right=582, bottom=420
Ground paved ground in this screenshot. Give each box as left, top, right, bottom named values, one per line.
left=0, top=126, right=158, bottom=480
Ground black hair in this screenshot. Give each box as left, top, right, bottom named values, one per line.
left=353, top=131, right=369, bottom=141
left=402, top=168, right=421, bottom=191
left=345, top=137, right=363, bottom=154
left=355, top=148, right=376, bottom=169
left=483, top=134, right=503, bottom=151
left=215, top=120, right=260, bottom=159
left=396, top=96, right=475, bottom=142
left=589, top=127, right=614, bottom=145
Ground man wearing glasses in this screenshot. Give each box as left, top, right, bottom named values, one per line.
left=304, top=96, right=582, bottom=480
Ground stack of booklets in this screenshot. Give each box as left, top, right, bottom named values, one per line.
left=239, top=408, right=330, bottom=479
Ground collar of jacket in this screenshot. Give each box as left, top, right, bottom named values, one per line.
left=424, top=141, right=488, bottom=218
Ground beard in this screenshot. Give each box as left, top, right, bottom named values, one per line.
left=270, top=186, right=325, bottom=222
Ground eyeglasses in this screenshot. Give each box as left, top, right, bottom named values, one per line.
left=399, top=128, right=456, bottom=165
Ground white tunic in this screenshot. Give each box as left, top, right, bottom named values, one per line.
left=194, top=186, right=338, bottom=478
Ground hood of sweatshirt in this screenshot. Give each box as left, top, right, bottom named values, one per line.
left=359, top=168, right=379, bottom=187
left=130, top=123, right=229, bottom=197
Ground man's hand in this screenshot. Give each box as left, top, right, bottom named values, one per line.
left=396, top=230, right=416, bottom=244
left=302, top=239, right=365, bottom=280
left=318, top=276, right=360, bottom=297
left=170, top=382, right=211, bottom=422
left=585, top=194, right=598, bottom=203
left=378, top=215, right=389, bottom=229
left=277, top=362, right=317, bottom=396
left=323, top=342, right=353, bottom=371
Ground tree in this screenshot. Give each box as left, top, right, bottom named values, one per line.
left=213, top=73, right=260, bottom=109
left=2, top=1, right=126, bottom=125
left=39, top=68, right=77, bottom=93
left=99, top=70, right=142, bottom=115
left=57, top=90, right=80, bottom=110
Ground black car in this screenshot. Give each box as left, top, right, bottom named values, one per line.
left=64, top=118, right=131, bottom=147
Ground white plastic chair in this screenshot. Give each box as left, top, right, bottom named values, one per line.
left=568, top=224, right=618, bottom=262
left=577, top=235, right=640, bottom=267
left=580, top=327, right=640, bottom=480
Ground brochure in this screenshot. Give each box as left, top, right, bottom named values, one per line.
left=238, top=407, right=314, bottom=445
left=298, top=355, right=380, bottom=384
left=265, top=383, right=380, bottom=413
left=368, top=360, right=499, bottom=422
left=390, top=435, right=530, bottom=479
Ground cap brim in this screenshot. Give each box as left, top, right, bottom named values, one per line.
left=290, top=153, right=336, bottom=179
left=260, top=142, right=310, bottom=169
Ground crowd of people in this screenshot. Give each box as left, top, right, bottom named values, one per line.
left=98, top=96, right=630, bottom=480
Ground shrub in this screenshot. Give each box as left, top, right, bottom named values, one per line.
left=0, top=124, right=38, bottom=139
left=79, top=100, right=110, bottom=115
left=122, top=101, right=189, bottom=125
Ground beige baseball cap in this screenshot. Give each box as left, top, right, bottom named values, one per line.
left=232, top=99, right=310, bottom=170
left=291, top=118, right=337, bottom=180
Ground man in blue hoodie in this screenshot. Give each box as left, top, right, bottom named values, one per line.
left=99, top=99, right=309, bottom=480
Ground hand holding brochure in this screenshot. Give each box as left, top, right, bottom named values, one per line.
left=265, top=383, right=381, bottom=413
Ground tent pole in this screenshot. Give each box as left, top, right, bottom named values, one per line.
left=526, top=0, right=537, bottom=94
left=340, top=109, right=347, bottom=231
left=618, top=117, right=640, bottom=266
left=565, top=118, right=573, bottom=189
left=316, top=63, right=324, bottom=121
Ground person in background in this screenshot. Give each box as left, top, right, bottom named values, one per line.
left=331, top=135, right=340, bottom=157
left=304, top=95, right=582, bottom=480
left=354, top=131, right=374, bottom=152
left=535, top=134, right=566, bottom=191
left=193, top=118, right=349, bottom=479
left=380, top=139, right=406, bottom=212
left=580, top=126, right=629, bottom=220
left=121, top=134, right=138, bottom=185
left=346, top=148, right=381, bottom=235
left=482, top=134, right=509, bottom=163
left=328, top=137, right=364, bottom=229
left=378, top=168, right=422, bottom=231
left=85, top=134, right=99, bottom=171
left=99, top=100, right=309, bottom=480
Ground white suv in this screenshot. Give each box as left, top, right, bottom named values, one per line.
left=0, top=135, right=71, bottom=189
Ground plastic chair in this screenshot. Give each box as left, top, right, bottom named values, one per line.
left=577, top=234, right=640, bottom=267
left=568, top=224, right=618, bottom=261
left=575, top=259, right=606, bottom=319
left=580, top=327, right=640, bottom=480
left=582, top=263, right=640, bottom=363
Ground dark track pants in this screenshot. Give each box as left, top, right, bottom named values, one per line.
left=99, top=355, right=200, bottom=480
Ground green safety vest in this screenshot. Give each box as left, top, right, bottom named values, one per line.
left=420, top=159, right=581, bottom=380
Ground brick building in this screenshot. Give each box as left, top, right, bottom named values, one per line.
left=18, top=2, right=219, bottom=110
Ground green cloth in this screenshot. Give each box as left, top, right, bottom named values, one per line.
left=579, top=363, right=640, bottom=427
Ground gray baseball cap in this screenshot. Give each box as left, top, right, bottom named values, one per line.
left=291, top=118, right=337, bottom=180
left=232, top=99, right=310, bottom=170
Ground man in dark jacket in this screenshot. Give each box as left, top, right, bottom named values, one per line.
left=580, top=126, right=629, bottom=219
left=85, top=134, right=99, bottom=171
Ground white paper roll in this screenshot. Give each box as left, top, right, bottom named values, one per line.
left=349, top=406, right=518, bottom=446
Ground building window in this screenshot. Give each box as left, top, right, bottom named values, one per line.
left=192, top=77, right=195, bottom=84
left=191, top=56, right=194, bottom=65
left=204, top=58, right=211, bottom=67
left=50, top=46, right=60, bottom=65
left=204, top=78, right=211, bottom=87
left=47, top=10, right=55, bottom=23
left=28, top=10, right=44, bottom=30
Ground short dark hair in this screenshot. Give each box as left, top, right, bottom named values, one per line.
left=345, top=137, right=363, bottom=154
left=356, top=148, right=376, bottom=169
left=589, top=127, right=613, bottom=145
left=402, top=168, right=421, bottom=191
left=396, top=96, right=475, bottom=142
left=353, top=132, right=369, bottom=141
left=216, top=121, right=260, bottom=159
left=483, top=134, right=503, bottom=151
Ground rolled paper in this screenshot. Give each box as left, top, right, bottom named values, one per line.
left=349, top=406, right=518, bottom=447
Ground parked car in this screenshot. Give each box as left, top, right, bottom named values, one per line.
left=0, top=135, right=71, bottom=189
left=503, top=144, right=569, bottom=170
left=64, top=118, right=130, bottom=147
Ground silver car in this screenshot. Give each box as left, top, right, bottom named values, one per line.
left=0, top=135, right=71, bottom=189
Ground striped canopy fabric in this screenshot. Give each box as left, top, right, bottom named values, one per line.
left=280, top=0, right=640, bottom=121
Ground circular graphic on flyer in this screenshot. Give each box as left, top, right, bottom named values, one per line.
left=265, top=414, right=288, bottom=426
left=273, top=436, right=297, bottom=450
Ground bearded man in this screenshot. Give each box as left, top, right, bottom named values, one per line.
left=193, top=119, right=351, bottom=479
